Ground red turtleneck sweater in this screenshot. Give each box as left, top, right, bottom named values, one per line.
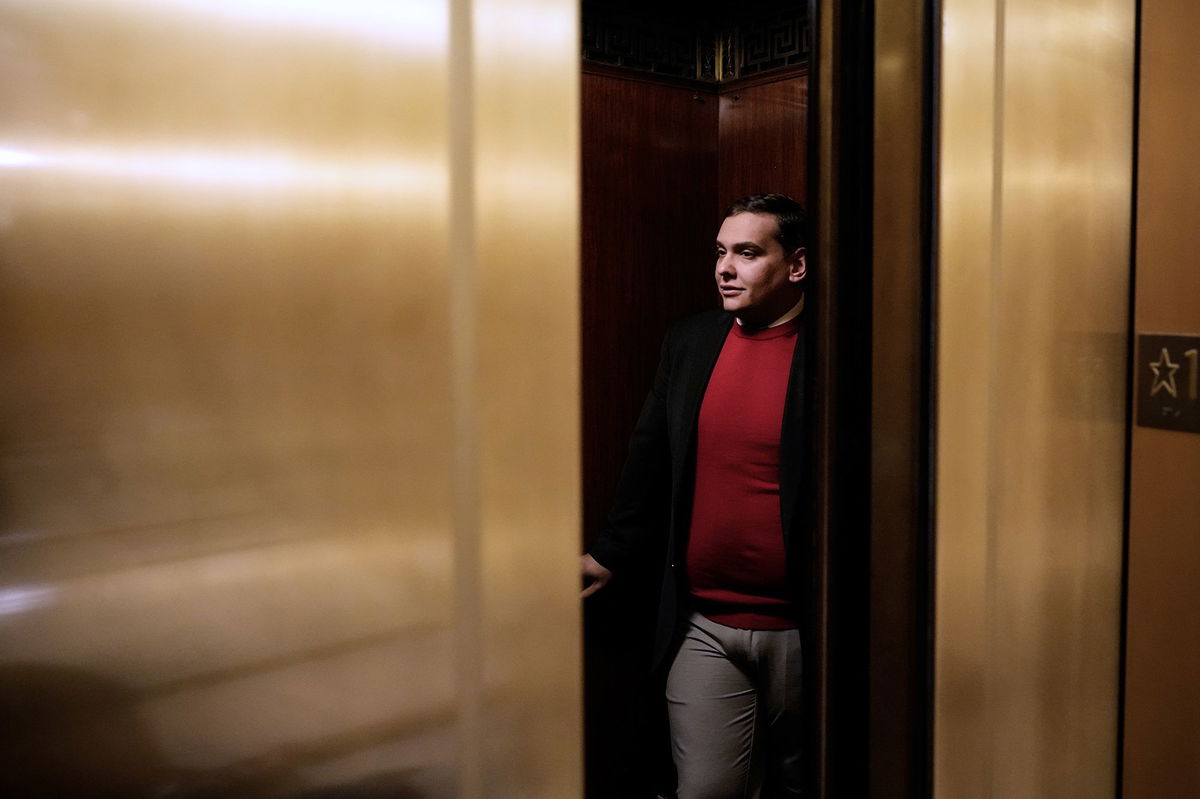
left=685, top=316, right=799, bottom=630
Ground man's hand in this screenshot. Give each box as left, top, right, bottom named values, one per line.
left=580, top=553, right=614, bottom=599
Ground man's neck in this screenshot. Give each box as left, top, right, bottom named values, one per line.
left=735, top=295, right=805, bottom=329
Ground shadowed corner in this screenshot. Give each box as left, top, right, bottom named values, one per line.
left=0, top=662, right=176, bottom=798
left=0, top=661, right=451, bottom=799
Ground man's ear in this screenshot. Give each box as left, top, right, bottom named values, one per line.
left=787, top=248, right=807, bottom=283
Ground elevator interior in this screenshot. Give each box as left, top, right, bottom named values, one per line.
left=578, top=1, right=811, bottom=795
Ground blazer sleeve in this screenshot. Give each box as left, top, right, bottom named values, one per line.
left=587, top=327, right=674, bottom=574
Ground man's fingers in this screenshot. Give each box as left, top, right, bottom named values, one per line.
left=580, top=573, right=609, bottom=599
left=580, top=553, right=613, bottom=599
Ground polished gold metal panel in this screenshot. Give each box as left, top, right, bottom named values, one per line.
left=1123, top=0, right=1200, bottom=794
left=935, top=0, right=1133, bottom=796
left=0, top=1, right=580, bottom=796
left=471, top=0, right=581, bottom=796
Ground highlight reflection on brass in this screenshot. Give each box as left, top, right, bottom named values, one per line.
left=0, top=1, right=580, bottom=797
left=935, top=0, right=1134, bottom=796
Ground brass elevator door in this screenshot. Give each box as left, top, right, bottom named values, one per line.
left=0, top=2, right=581, bottom=797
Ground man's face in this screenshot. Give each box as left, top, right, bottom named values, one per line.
left=714, top=212, right=806, bottom=325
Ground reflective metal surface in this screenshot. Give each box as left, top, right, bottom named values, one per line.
left=871, top=0, right=929, bottom=792
left=935, top=0, right=1133, bottom=796
left=471, top=0, right=581, bottom=796
left=1123, top=0, right=1200, bottom=794
left=0, top=1, right=579, bottom=796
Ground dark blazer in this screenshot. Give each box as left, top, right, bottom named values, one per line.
left=589, top=308, right=811, bottom=668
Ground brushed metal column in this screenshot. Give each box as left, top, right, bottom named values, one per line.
left=935, top=0, right=1133, bottom=796
left=468, top=0, right=582, bottom=796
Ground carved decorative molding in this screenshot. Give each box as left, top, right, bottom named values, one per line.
left=581, top=11, right=707, bottom=79
left=731, top=10, right=809, bottom=79
left=582, top=3, right=809, bottom=84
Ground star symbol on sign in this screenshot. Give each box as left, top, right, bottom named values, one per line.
left=1149, top=347, right=1180, bottom=398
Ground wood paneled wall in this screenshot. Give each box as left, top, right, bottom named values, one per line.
left=719, top=78, right=809, bottom=214
left=581, top=73, right=719, bottom=551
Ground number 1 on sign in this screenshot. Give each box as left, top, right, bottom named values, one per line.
left=1187, top=349, right=1198, bottom=400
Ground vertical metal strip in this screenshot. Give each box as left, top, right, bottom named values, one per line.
left=448, top=0, right=483, bottom=795
left=982, top=3, right=1005, bottom=796
left=871, top=0, right=933, bottom=793
left=935, top=0, right=999, bottom=792
left=810, top=0, right=835, bottom=792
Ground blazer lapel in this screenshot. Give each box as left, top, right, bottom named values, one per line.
left=674, top=313, right=733, bottom=455
left=778, top=322, right=807, bottom=548
left=668, top=313, right=733, bottom=520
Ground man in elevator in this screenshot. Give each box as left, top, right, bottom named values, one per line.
left=582, top=193, right=809, bottom=799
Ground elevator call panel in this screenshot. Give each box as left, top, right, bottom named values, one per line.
left=1137, top=333, right=1200, bottom=434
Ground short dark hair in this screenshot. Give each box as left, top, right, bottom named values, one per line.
left=724, top=193, right=808, bottom=254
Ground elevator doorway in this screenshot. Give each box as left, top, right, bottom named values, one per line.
left=578, top=2, right=811, bottom=795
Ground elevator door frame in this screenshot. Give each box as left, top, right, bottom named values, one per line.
left=807, top=0, right=936, bottom=796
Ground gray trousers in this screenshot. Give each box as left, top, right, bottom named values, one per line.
left=665, top=612, right=804, bottom=799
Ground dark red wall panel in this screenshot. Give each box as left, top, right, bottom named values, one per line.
left=581, top=73, right=720, bottom=545
left=719, top=76, right=809, bottom=210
